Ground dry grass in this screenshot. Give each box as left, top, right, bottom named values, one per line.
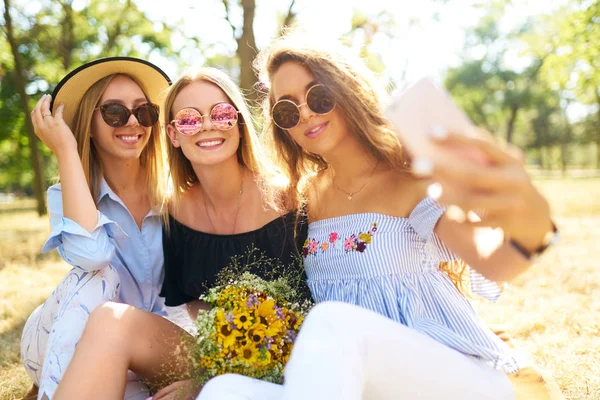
left=475, top=177, right=600, bottom=400
left=0, top=178, right=599, bottom=399
left=0, top=202, right=70, bottom=400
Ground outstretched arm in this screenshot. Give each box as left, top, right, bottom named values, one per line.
left=426, top=129, right=555, bottom=281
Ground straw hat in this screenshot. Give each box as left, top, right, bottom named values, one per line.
left=50, top=56, right=171, bottom=129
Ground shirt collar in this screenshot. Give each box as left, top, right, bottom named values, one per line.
left=98, top=177, right=161, bottom=218
left=98, top=177, right=119, bottom=203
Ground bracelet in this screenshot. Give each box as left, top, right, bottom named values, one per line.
left=508, top=222, right=559, bottom=260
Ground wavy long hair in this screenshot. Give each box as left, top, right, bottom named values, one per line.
left=253, top=33, right=411, bottom=212
left=254, top=33, right=469, bottom=294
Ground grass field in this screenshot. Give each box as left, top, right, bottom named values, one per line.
left=1, top=178, right=599, bottom=399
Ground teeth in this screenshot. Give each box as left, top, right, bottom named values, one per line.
left=309, top=126, right=321, bottom=134
left=119, top=135, right=139, bottom=142
left=198, top=139, right=224, bottom=147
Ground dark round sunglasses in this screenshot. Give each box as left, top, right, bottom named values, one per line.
left=271, top=84, right=336, bottom=130
left=170, top=102, right=240, bottom=136
left=94, top=102, right=160, bottom=128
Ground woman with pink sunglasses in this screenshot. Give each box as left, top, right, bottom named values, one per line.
left=51, top=68, right=307, bottom=400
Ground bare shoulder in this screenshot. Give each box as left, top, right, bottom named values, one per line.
left=169, top=186, right=200, bottom=224
left=249, top=176, right=289, bottom=225
left=382, top=169, right=431, bottom=216
left=304, top=170, right=327, bottom=220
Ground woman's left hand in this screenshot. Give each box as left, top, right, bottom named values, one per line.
left=152, top=379, right=201, bottom=400
left=422, top=128, right=554, bottom=255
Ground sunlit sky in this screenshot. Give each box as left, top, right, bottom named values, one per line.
left=128, top=0, right=565, bottom=87
left=59, top=0, right=585, bottom=120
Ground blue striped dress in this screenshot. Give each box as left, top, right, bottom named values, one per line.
left=302, top=197, right=520, bottom=374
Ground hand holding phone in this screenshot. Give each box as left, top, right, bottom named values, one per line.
left=385, top=77, right=491, bottom=172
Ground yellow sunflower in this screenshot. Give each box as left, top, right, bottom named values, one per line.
left=257, top=348, right=272, bottom=366
left=255, top=298, right=277, bottom=325
left=217, top=320, right=243, bottom=349
left=247, top=326, right=267, bottom=345
left=265, top=318, right=285, bottom=337
left=233, top=311, right=254, bottom=330
left=239, top=344, right=260, bottom=364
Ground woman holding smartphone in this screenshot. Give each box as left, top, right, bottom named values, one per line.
left=196, top=34, right=558, bottom=400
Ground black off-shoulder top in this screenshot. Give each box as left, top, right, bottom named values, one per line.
left=160, top=212, right=307, bottom=306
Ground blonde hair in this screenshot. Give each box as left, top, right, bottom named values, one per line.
left=70, top=73, right=169, bottom=211
left=163, top=67, right=286, bottom=212
left=253, top=33, right=411, bottom=211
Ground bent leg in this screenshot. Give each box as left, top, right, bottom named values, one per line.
left=54, top=302, right=193, bottom=400
left=197, top=374, right=283, bottom=400
left=282, top=301, right=516, bottom=400
left=20, top=265, right=120, bottom=399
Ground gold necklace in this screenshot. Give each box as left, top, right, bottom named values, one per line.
left=331, top=159, right=380, bottom=201
left=203, top=170, right=245, bottom=234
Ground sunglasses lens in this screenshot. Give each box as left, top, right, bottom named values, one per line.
left=272, top=100, right=300, bottom=129
left=135, top=103, right=159, bottom=127
left=211, top=103, right=238, bottom=131
left=101, top=103, right=129, bottom=127
left=174, top=108, right=203, bottom=136
left=307, top=85, right=335, bottom=114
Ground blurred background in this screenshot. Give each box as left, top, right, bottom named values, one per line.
left=0, top=0, right=598, bottom=399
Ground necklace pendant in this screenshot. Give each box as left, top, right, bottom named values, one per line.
left=348, top=194, right=353, bottom=201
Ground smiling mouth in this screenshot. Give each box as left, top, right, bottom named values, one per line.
left=196, top=138, right=225, bottom=148
left=305, top=122, right=328, bottom=138
left=116, top=134, right=142, bottom=144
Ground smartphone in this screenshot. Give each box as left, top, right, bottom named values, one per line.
left=385, top=77, right=490, bottom=166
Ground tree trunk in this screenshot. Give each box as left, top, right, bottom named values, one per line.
left=281, top=0, right=297, bottom=30
left=505, top=104, right=519, bottom=144
left=596, top=91, right=600, bottom=170
left=559, top=143, right=568, bottom=175
left=539, top=147, right=546, bottom=170
left=559, top=120, right=573, bottom=175
left=58, top=0, right=75, bottom=70
left=542, top=146, right=550, bottom=170
left=596, top=140, right=600, bottom=171
left=237, top=0, right=258, bottom=104
left=3, top=0, right=47, bottom=215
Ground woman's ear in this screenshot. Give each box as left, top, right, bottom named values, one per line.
left=166, top=124, right=181, bottom=148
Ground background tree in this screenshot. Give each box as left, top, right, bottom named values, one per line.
left=3, top=0, right=46, bottom=215
left=524, top=0, right=600, bottom=167
left=0, top=0, right=177, bottom=213
left=220, top=0, right=297, bottom=102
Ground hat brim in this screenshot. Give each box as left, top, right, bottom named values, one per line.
left=50, top=57, right=171, bottom=129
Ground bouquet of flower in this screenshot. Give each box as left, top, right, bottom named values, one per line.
left=189, top=250, right=312, bottom=384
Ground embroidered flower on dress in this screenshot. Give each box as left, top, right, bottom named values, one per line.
left=302, top=223, right=378, bottom=258
left=343, top=237, right=355, bottom=251
left=308, top=239, right=318, bottom=254
left=356, top=242, right=367, bottom=252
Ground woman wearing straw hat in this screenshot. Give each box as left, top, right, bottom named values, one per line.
left=20, top=57, right=172, bottom=400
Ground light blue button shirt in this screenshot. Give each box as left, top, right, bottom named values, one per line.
left=42, top=179, right=165, bottom=314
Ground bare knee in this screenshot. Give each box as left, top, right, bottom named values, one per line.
left=82, top=302, right=135, bottom=347
left=198, top=374, right=252, bottom=399
left=303, top=301, right=357, bottom=331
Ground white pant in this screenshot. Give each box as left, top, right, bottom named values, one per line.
left=197, top=302, right=515, bottom=400
left=20, top=266, right=150, bottom=400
